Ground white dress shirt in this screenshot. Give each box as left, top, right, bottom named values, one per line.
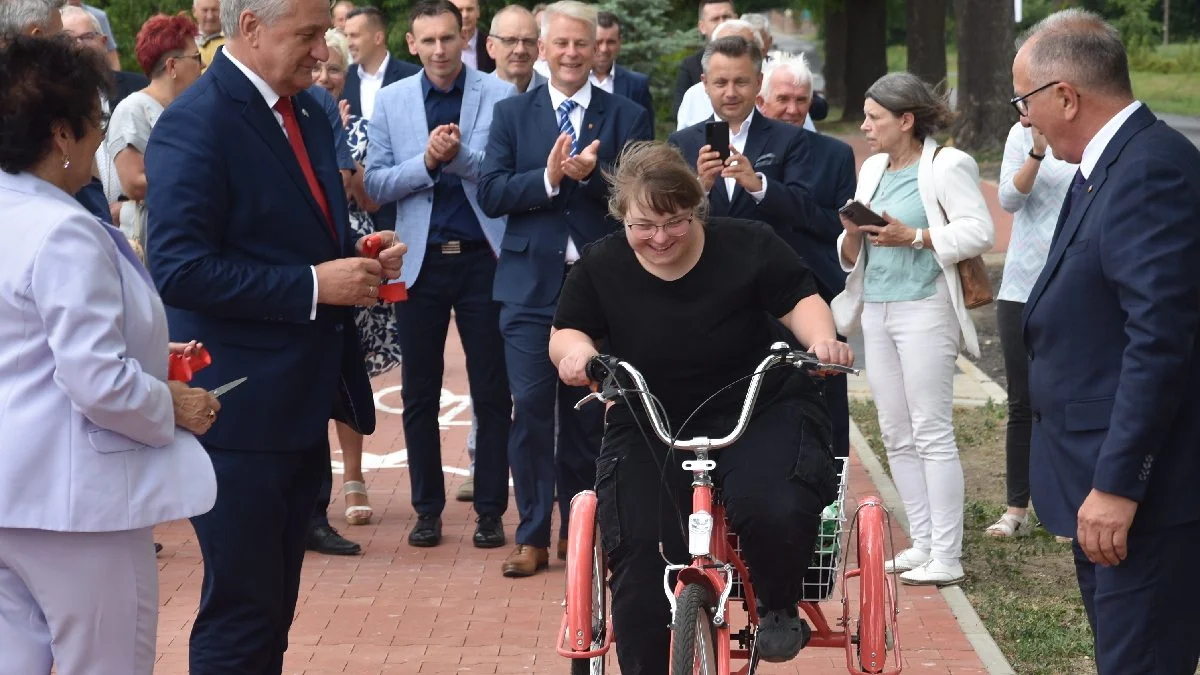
left=543, top=82, right=592, bottom=263
left=589, top=66, right=614, bottom=94
left=1080, top=100, right=1142, bottom=179
left=719, top=109, right=768, bottom=203
left=224, top=49, right=321, bottom=319
left=358, top=52, right=390, bottom=121
left=462, top=30, right=478, bottom=70
left=678, top=80, right=816, bottom=132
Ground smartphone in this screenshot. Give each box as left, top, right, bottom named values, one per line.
left=838, top=200, right=887, bottom=226
left=704, top=120, right=731, bottom=162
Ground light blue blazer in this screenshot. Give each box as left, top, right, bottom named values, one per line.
left=0, top=171, right=216, bottom=532
left=364, top=67, right=516, bottom=286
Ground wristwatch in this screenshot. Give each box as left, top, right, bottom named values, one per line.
left=1028, top=149, right=1045, bottom=161
left=911, top=227, right=925, bottom=250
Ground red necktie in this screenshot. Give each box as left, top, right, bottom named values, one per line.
left=273, top=96, right=336, bottom=240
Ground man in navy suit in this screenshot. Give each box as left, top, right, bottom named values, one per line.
left=143, top=0, right=405, bottom=669
left=1015, top=10, right=1200, bottom=673
left=757, top=56, right=856, bottom=458
left=668, top=36, right=815, bottom=260
left=592, top=11, right=654, bottom=130
left=479, top=0, right=652, bottom=578
left=342, top=6, right=419, bottom=120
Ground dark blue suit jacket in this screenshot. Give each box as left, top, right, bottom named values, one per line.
left=480, top=85, right=653, bottom=307
left=341, top=53, right=420, bottom=119
left=306, top=83, right=353, bottom=171
left=1024, top=104, right=1200, bottom=536
left=610, top=65, right=654, bottom=132
left=669, top=113, right=820, bottom=274
left=144, top=50, right=375, bottom=452
left=795, top=129, right=855, bottom=300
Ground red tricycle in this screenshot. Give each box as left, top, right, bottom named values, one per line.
left=556, top=344, right=902, bottom=674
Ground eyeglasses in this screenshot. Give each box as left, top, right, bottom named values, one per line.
left=171, top=52, right=203, bottom=66
left=73, top=31, right=103, bottom=43
left=492, top=35, right=538, bottom=49
left=313, top=63, right=345, bottom=77
left=626, top=215, right=692, bottom=240
left=1009, top=81, right=1061, bottom=116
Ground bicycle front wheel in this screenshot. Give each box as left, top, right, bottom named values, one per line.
left=670, top=583, right=718, bottom=675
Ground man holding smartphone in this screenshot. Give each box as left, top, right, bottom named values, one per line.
left=667, top=35, right=815, bottom=250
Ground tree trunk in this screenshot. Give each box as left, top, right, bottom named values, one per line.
left=823, top=0, right=848, bottom=109
left=839, top=0, right=888, bottom=122
left=906, top=0, right=947, bottom=86
left=1163, top=0, right=1170, bottom=45
left=952, top=0, right=1015, bottom=152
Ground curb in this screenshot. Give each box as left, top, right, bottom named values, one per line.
left=849, top=420, right=1018, bottom=675
left=955, top=356, right=1009, bottom=405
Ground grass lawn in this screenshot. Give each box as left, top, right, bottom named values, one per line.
left=884, top=44, right=1200, bottom=116
left=849, top=399, right=1099, bottom=675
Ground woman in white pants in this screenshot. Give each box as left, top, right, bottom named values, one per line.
left=0, top=35, right=218, bottom=674
left=832, top=72, right=994, bottom=586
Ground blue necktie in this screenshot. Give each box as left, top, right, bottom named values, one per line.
left=1050, top=169, right=1088, bottom=250
left=557, top=99, right=578, bottom=156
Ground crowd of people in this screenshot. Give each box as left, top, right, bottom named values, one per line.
left=2, top=0, right=1200, bottom=672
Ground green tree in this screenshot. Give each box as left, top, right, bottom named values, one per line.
left=596, top=0, right=692, bottom=131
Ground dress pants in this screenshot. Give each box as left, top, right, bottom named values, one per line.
left=598, top=398, right=832, bottom=675
left=500, top=300, right=604, bottom=547
left=0, top=526, right=157, bottom=675
left=996, top=300, right=1033, bottom=508
left=189, top=443, right=325, bottom=674
left=861, top=277, right=964, bottom=562
left=394, top=247, right=511, bottom=518
left=1073, top=520, right=1200, bottom=674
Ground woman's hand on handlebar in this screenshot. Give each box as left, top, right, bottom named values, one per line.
left=810, top=339, right=855, bottom=368
left=558, top=343, right=600, bottom=387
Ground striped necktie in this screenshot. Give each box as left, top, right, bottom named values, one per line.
left=557, top=99, right=578, bottom=156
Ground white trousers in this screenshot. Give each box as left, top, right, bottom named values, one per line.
left=0, top=526, right=158, bottom=675
left=861, top=278, right=964, bottom=562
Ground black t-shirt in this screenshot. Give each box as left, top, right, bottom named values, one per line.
left=553, top=217, right=821, bottom=437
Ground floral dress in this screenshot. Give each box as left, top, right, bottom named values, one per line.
left=347, top=116, right=403, bottom=377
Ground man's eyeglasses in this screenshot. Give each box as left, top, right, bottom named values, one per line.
left=73, top=31, right=103, bottom=43
left=1010, top=81, right=1061, bottom=116
left=492, top=35, right=538, bottom=50
left=627, top=215, right=692, bottom=240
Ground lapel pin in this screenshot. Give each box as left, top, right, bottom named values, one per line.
left=587, top=123, right=594, bottom=130
left=301, top=108, right=309, bottom=118
left=1087, top=185, right=1092, bottom=192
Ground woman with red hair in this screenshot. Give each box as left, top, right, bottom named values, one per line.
left=108, top=13, right=202, bottom=255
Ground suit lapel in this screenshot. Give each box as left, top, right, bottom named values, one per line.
left=459, top=71, right=482, bottom=145
left=295, top=95, right=343, bottom=248
left=728, top=113, right=770, bottom=211
left=577, top=89, right=607, bottom=151
left=1023, top=105, right=1158, bottom=324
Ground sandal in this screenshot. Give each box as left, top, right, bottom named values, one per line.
left=985, top=512, right=1031, bottom=538
left=343, top=480, right=373, bottom=526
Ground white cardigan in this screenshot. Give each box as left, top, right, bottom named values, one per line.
left=831, top=136, right=995, bottom=357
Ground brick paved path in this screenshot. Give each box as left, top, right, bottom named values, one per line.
left=152, top=325, right=992, bottom=674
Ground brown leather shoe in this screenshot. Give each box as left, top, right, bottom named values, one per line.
left=502, top=544, right=549, bottom=577
left=557, top=538, right=568, bottom=561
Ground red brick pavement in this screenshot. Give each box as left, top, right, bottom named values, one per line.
left=152, top=324, right=993, bottom=674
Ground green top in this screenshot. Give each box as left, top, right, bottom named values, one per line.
left=862, top=164, right=941, bottom=303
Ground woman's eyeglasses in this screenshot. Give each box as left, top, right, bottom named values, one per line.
left=626, top=215, right=692, bottom=240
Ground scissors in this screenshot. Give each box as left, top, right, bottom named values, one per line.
left=209, top=377, right=248, bottom=398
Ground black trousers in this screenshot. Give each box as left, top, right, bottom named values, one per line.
left=190, top=442, right=325, bottom=674
left=1073, top=520, right=1200, bottom=674
left=996, top=300, right=1032, bottom=508
left=596, top=397, right=835, bottom=675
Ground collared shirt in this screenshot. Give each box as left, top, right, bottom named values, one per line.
left=462, top=30, right=479, bottom=70
left=422, top=68, right=485, bottom=244
left=224, top=49, right=321, bottom=319
left=716, top=110, right=768, bottom=203
left=358, top=52, right=391, bottom=120
left=1080, top=100, right=1142, bottom=179
left=543, top=82, right=593, bottom=263
left=589, top=66, right=614, bottom=94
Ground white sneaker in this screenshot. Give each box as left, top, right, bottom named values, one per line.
left=899, top=559, right=965, bottom=587
left=883, top=547, right=930, bottom=574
